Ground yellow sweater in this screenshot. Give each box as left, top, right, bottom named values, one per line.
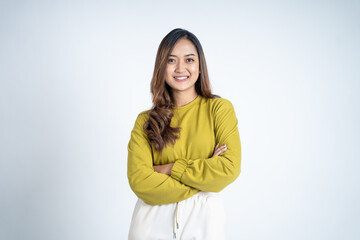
left=127, top=95, right=241, bottom=205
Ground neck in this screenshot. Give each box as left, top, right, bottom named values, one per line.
left=172, top=89, right=198, bottom=107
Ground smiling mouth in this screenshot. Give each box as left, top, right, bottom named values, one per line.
left=174, top=76, right=189, bottom=81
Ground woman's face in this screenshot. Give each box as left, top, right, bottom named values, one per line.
left=165, top=38, right=200, bottom=95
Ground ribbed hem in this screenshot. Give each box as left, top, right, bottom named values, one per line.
left=171, top=159, right=188, bottom=182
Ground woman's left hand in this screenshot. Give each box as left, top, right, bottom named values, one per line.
left=153, top=163, right=174, bottom=176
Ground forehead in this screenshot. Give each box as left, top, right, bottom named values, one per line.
left=170, top=38, right=197, bottom=55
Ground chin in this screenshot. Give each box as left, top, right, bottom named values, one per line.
left=174, top=86, right=195, bottom=93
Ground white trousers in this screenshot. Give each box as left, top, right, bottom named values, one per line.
left=128, top=191, right=226, bottom=240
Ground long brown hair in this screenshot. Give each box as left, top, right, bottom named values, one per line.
left=144, top=28, right=219, bottom=152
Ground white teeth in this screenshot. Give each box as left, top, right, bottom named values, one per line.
left=174, top=76, right=188, bottom=80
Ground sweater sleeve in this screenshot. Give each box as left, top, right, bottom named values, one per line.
left=127, top=112, right=200, bottom=205
left=170, top=99, right=241, bottom=192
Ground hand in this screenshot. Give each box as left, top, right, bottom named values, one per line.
left=212, top=143, right=227, bottom=157
left=153, top=163, right=174, bottom=176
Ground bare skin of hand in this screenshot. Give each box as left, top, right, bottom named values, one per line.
left=153, top=163, right=174, bottom=176
left=212, top=143, right=227, bottom=157
left=153, top=143, right=227, bottom=175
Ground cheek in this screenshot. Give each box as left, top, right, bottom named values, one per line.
left=189, top=64, right=199, bottom=73
left=164, top=67, right=171, bottom=80
left=166, top=65, right=175, bottom=76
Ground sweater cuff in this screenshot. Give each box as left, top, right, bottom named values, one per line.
left=171, top=159, right=188, bottom=182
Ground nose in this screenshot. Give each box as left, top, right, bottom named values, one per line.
left=175, top=60, right=186, bottom=73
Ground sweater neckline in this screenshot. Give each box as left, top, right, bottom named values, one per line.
left=173, top=95, right=201, bottom=111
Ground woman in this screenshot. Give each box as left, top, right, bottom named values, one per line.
left=127, top=28, right=241, bottom=240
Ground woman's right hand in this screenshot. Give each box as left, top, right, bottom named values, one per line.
left=212, top=143, right=227, bottom=157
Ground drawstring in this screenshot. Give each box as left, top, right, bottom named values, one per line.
left=173, top=202, right=179, bottom=239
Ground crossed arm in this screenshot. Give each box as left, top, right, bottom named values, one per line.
left=153, top=143, right=228, bottom=175
left=128, top=99, right=241, bottom=205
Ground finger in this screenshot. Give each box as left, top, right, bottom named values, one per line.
left=218, top=147, right=228, bottom=154
left=215, top=148, right=225, bottom=156
left=218, top=149, right=226, bottom=154
left=216, top=144, right=225, bottom=149
left=218, top=145, right=226, bottom=151
left=213, top=150, right=220, bottom=157
left=213, top=143, right=227, bottom=157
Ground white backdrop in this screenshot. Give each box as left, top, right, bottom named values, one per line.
left=0, top=0, right=359, bottom=239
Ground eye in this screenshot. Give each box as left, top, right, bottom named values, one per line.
left=186, top=58, right=195, bottom=63
left=168, top=58, right=175, bottom=63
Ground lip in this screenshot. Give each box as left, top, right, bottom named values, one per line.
left=173, top=76, right=189, bottom=82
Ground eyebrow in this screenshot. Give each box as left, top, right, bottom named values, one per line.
left=169, top=53, right=196, bottom=57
